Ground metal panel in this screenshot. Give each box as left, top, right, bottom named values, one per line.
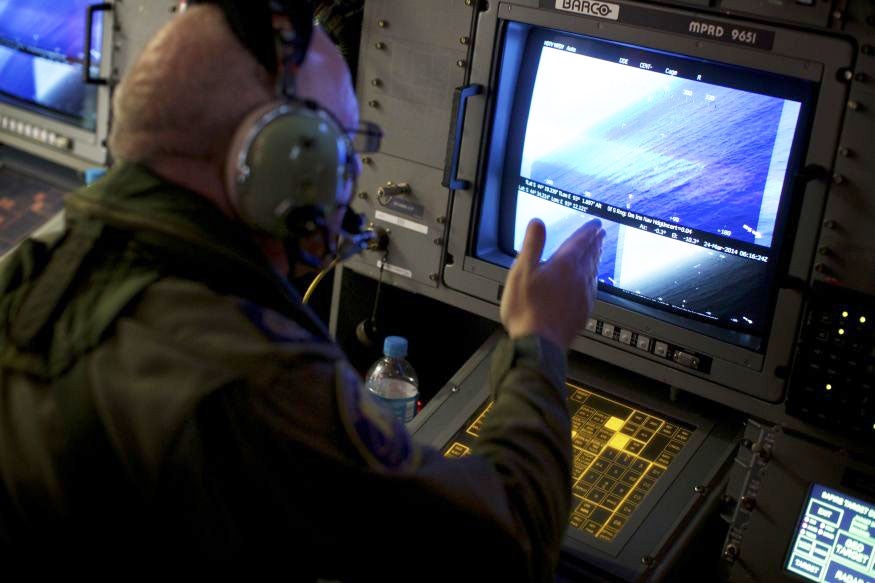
left=358, top=0, right=473, bottom=168
left=349, top=154, right=450, bottom=287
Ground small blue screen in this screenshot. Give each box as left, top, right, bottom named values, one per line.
left=786, top=484, right=875, bottom=583
left=0, top=0, right=103, bottom=130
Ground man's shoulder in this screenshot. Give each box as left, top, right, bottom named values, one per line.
left=118, top=276, right=342, bottom=366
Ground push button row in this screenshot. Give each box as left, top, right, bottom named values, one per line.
left=584, top=318, right=710, bottom=373
left=0, top=115, right=71, bottom=150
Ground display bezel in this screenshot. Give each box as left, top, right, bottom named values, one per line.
left=479, top=24, right=817, bottom=351
left=442, top=2, right=854, bottom=403
left=0, top=0, right=114, bottom=167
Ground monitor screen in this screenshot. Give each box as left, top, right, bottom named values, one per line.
left=0, top=0, right=103, bottom=130
left=490, top=27, right=815, bottom=349
left=785, top=484, right=875, bottom=583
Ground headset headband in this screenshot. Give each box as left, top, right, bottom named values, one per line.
left=184, top=0, right=314, bottom=75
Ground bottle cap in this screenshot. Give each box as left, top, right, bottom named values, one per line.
left=383, top=336, right=408, bottom=358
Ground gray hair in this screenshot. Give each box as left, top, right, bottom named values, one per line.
left=108, top=5, right=275, bottom=165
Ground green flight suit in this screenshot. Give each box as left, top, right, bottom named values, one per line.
left=0, top=163, right=571, bottom=579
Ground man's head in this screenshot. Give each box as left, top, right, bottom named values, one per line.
left=109, top=3, right=361, bottom=234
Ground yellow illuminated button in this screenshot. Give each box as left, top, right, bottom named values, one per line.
left=842, top=311, right=849, bottom=318
left=838, top=329, right=846, bottom=336
left=861, top=316, right=867, bottom=324
left=605, top=417, right=625, bottom=431
left=608, top=433, right=631, bottom=450
left=826, top=384, right=833, bottom=391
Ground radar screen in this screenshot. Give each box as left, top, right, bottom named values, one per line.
left=0, top=168, right=66, bottom=256
left=444, top=382, right=696, bottom=542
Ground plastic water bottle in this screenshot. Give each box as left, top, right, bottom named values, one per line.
left=365, top=336, right=420, bottom=424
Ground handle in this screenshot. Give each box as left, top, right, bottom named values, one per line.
left=84, top=3, right=113, bottom=85
left=442, top=84, right=483, bottom=190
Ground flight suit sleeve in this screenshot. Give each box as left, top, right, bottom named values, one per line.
left=332, top=333, right=571, bottom=582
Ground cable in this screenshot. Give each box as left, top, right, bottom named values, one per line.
left=302, top=256, right=340, bottom=305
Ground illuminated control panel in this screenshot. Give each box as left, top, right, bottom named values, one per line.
left=785, top=484, right=875, bottom=583
left=788, top=286, right=875, bottom=437
left=0, top=168, right=66, bottom=256
left=444, top=382, right=696, bottom=542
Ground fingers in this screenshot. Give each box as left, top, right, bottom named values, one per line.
left=553, top=218, right=603, bottom=262
left=516, top=219, right=547, bottom=272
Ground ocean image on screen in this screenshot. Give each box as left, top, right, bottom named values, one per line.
left=512, top=44, right=803, bottom=333
left=0, top=0, right=102, bottom=129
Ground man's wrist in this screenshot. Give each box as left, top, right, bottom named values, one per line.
left=491, top=333, right=568, bottom=396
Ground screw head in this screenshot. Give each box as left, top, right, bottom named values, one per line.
left=429, top=273, right=440, bottom=282
left=436, top=216, right=447, bottom=225
left=457, top=59, right=467, bottom=68
left=368, top=100, right=380, bottom=109
left=375, top=41, right=386, bottom=50
left=641, top=556, right=655, bottom=567
left=371, top=78, right=382, bottom=87
left=460, top=36, right=470, bottom=45
left=357, top=191, right=368, bottom=200
left=833, top=174, right=846, bottom=185
left=378, top=19, right=388, bottom=28
left=361, top=156, right=373, bottom=165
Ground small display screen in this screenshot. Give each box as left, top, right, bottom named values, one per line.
left=444, top=382, right=696, bottom=543
left=0, top=0, right=103, bottom=130
left=495, top=27, right=815, bottom=347
left=785, top=484, right=875, bottom=583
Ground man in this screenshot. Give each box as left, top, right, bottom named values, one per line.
left=0, top=3, right=605, bottom=578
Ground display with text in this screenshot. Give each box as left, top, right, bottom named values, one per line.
left=786, top=485, right=875, bottom=583
left=504, top=29, right=813, bottom=342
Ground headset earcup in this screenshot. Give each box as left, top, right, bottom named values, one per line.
left=225, top=100, right=351, bottom=238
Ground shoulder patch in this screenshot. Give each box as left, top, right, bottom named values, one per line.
left=239, top=301, right=314, bottom=344
left=335, top=361, right=420, bottom=472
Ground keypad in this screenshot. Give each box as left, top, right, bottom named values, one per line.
left=444, top=382, right=696, bottom=542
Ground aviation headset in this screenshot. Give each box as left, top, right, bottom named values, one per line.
left=182, top=0, right=376, bottom=265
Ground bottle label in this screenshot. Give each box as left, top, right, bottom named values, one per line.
left=371, top=379, right=418, bottom=424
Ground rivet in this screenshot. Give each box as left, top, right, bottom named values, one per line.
left=368, top=100, right=380, bottom=109
left=436, top=216, right=447, bottom=224
left=378, top=19, right=388, bottom=28
left=824, top=219, right=838, bottom=230
left=375, top=41, right=386, bottom=50
left=434, top=238, right=444, bottom=246
left=361, top=156, right=373, bottom=165
left=371, top=78, right=382, bottom=87
left=357, top=191, right=368, bottom=200
left=838, top=146, right=853, bottom=157
left=833, top=174, right=845, bottom=185
left=429, top=273, right=440, bottom=282
left=457, top=59, right=467, bottom=68
left=847, top=100, right=862, bottom=111
left=460, top=36, right=470, bottom=45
